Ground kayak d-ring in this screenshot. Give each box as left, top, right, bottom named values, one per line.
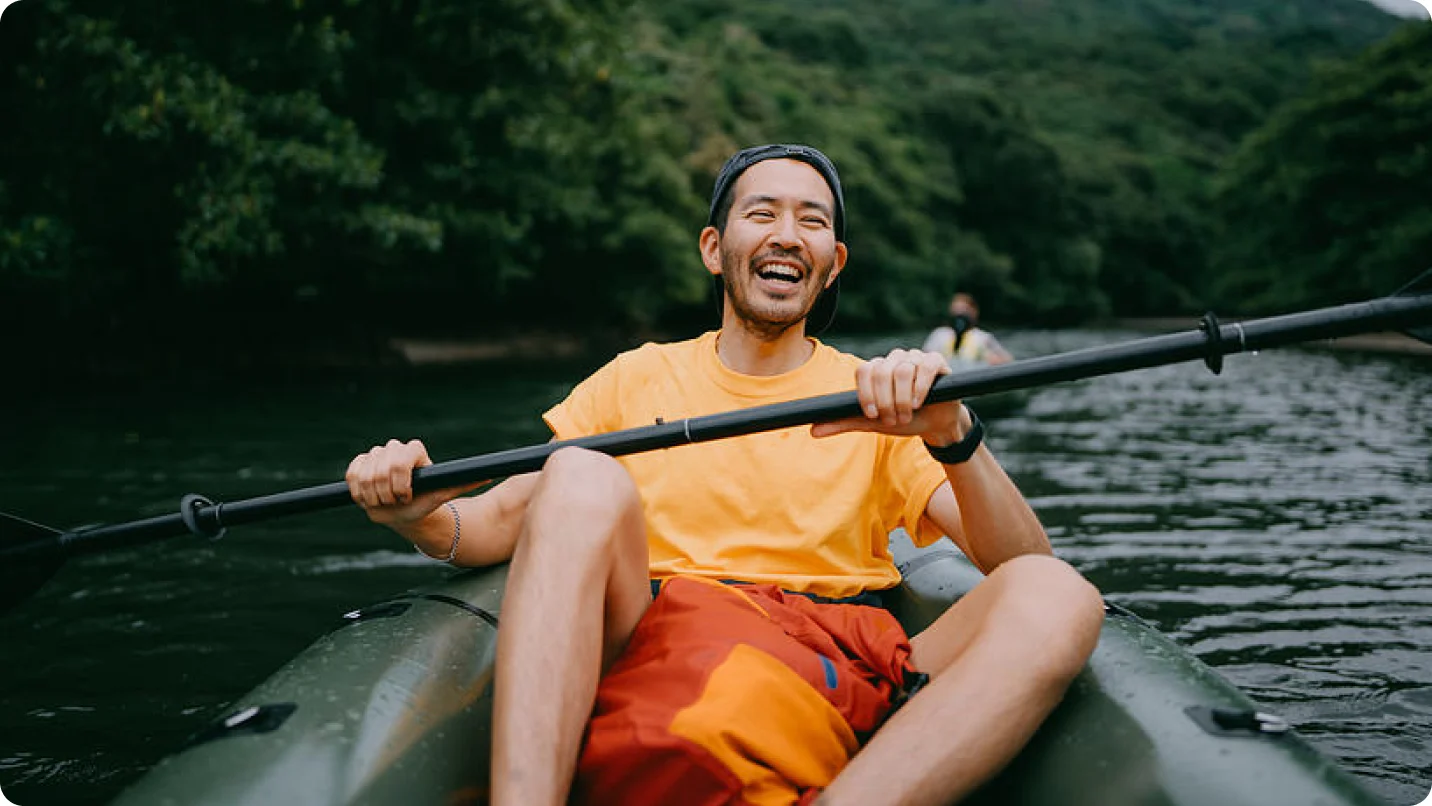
left=1199, top=312, right=1224, bottom=375
left=1185, top=705, right=1291, bottom=738
left=182, top=703, right=298, bottom=750
left=179, top=493, right=228, bottom=541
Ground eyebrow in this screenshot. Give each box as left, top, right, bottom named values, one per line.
left=737, top=194, right=834, bottom=220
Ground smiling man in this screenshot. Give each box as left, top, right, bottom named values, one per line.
left=707, top=152, right=847, bottom=341
left=346, top=144, right=1104, bottom=806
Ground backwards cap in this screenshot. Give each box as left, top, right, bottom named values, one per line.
left=707, top=143, right=847, bottom=241
left=706, top=144, right=846, bottom=334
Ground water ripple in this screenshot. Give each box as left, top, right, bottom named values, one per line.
left=0, top=333, right=1427, bottom=804
left=982, top=330, right=1432, bottom=804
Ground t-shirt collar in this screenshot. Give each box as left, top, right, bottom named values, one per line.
left=697, top=330, right=832, bottom=398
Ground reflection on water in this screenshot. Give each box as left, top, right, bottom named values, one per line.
left=1, top=332, right=1430, bottom=804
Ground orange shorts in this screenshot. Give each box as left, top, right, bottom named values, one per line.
left=571, top=575, right=926, bottom=806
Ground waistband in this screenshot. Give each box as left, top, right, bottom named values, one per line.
left=649, top=578, right=891, bottom=611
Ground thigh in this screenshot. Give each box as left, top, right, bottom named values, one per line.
left=599, top=498, right=653, bottom=669
left=907, top=575, right=1003, bottom=676
left=908, top=554, right=1092, bottom=675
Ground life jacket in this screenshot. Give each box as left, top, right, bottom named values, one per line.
left=571, top=575, right=925, bottom=806
left=924, top=324, right=998, bottom=364
left=955, top=329, right=997, bottom=363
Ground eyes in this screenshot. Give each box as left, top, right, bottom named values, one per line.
left=745, top=208, right=831, bottom=229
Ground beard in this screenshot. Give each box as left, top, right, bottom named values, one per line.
left=718, top=243, right=833, bottom=340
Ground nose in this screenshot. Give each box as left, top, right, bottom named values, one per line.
left=766, top=211, right=801, bottom=250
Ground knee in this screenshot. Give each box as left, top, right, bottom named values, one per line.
left=540, top=447, right=640, bottom=513
left=531, top=447, right=643, bottom=542
left=993, top=555, right=1104, bottom=681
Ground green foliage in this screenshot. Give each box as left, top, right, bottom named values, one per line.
left=1212, top=23, right=1432, bottom=312
left=910, top=79, right=1103, bottom=322
left=0, top=0, right=1414, bottom=364
left=1, top=0, right=433, bottom=305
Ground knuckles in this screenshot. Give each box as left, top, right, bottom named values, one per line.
left=347, top=438, right=425, bottom=489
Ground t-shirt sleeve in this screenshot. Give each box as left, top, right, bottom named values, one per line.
left=543, top=355, right=624, bottom=439
left=887, top=435, right=949, bottom=548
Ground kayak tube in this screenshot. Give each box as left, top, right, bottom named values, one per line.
left=889, top=532, right=1384, bottom=806
left=112, top=567, right=507, bottom=806
left=112, top=535, right=1385, bottom=806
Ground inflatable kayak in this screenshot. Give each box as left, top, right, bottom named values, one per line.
left=111, top=533, right=1385, bottom=806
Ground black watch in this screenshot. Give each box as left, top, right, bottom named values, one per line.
left=924, top=407, right=984, bottom=465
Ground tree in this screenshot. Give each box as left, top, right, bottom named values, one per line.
left=1212, top=23, right=1432, bottom=311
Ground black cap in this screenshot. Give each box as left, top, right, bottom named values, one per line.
left=707, top=143, right=847, bottom=241
left=706, top=144, right=846, bottom=334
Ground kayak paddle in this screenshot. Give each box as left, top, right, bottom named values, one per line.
left=2, top=278, right=1430, bottom=611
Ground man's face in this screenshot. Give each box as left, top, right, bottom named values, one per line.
left=701, top=159, right=847, bottom=338
left=950, top=300, right=977, bottom=321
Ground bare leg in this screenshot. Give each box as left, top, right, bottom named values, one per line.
left=820, top=554, right=1104, bottom=806
left=490, top=448, right=651, bottom=806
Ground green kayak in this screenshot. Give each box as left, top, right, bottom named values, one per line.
left=111, top=533, right=1385, bottom=806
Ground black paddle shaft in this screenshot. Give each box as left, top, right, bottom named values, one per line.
left=12, top=290, right=1432, bottom=561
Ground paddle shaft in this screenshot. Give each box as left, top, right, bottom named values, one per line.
left=12, top=291, right=1432, bottom=561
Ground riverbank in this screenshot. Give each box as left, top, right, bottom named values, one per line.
left=387, top=333, right=590, bottom=364
left=1110, top=318, right=1432, bottom=357
left=386, top=323, right=1432, bottom=366
left=16, top=319, right=1425, bottom=388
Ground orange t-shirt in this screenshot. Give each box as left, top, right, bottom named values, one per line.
left=543, top=331, right=947, bottom=599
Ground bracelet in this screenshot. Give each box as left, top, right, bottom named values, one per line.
left=924, top=407, right=984, bottom=465
left=415, top=501, right=462, bottom=563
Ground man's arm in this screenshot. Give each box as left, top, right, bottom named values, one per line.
left=396, top=473, right=541, bottom=567
left=919, top=403, right=1049, bottom=574
left=371, top=356, right=620, bottom=565
left=811, top=347, right=1049, bottom=574
left=346, top=438, right=540, bottom=567
left=980, top=331, right=1014, bottom=365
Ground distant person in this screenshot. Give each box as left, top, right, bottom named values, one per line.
left=923, top=292, right=1014, bottom=366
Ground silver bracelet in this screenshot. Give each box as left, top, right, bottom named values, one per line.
left=415, top=501, right=461, bottom=563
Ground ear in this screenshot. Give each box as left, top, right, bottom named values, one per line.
left=699, top=226, right=722, bottom=277
left=825, top=241, right=849, bottom=288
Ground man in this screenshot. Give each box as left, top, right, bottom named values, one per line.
left=922, top=293, right=1014, bottom=366
left=346, top=144, right=1103, bottom=805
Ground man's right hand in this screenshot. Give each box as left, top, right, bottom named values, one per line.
left=346, top=438, right=453, bottom=531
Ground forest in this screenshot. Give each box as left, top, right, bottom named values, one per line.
left=1, top=0, right=1428, bottom=368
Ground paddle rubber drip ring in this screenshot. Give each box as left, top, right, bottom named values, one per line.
left=1199, top=312, right=1224, bottom=375
left=180, top=493, right=228, bottom=541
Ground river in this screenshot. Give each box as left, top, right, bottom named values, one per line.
left=0, top=328, right=1428, bottom=805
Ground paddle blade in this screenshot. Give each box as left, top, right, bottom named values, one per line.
left=1395, top=268, right=1432, bottom=346
left=0, top=512, right=67, bottom=612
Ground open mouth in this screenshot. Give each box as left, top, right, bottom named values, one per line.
left=754, top=259, right=806, bottom=287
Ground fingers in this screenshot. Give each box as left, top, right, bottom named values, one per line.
left=859, top=359, right=898, bottom=425
left=858, top=349, right=950, bottom=427
left=855, top=361, right=879, bottom=420
left=811, top=417, right=864, bottom=439
left=911, top=352, right=950, bottom=409
left=345, top=438, right=431, bottom=510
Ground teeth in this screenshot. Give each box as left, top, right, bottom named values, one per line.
left=759, top=264, right=801, bottom=282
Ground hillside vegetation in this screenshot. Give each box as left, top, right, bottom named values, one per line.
left=0, top=0, right=1423, bottom=364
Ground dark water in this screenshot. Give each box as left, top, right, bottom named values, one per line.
left=1, top=330, right=1429, bottom=805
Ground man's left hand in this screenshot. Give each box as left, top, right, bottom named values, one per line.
left=810, top=348, right=970, bottom=446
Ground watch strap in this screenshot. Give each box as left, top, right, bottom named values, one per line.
left=924, top=407, right=984, bottom=465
